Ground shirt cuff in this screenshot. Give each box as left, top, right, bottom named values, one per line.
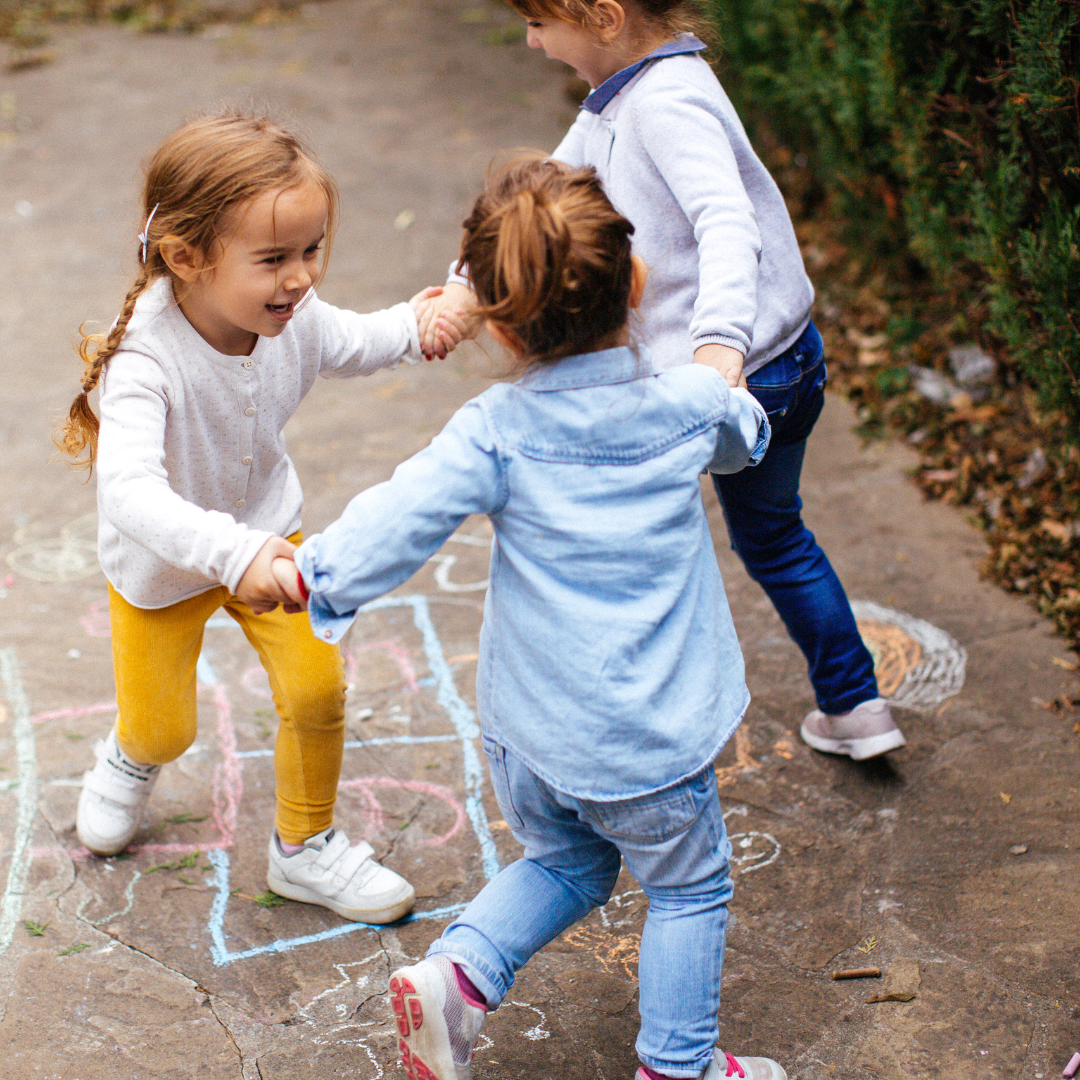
left=729, top=386, right=770, bottom=465
left=295, top=541, right=355, bottom=645
left=691, top=334, right=748, bottom=355
left=446, top=259, right=470, bottom=289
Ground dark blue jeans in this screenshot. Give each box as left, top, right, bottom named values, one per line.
left=711, top=321, right=878, bottom=715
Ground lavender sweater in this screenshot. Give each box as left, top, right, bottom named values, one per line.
left=453, top=46, right=813, bottom=375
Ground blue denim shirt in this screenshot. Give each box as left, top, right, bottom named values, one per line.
left=296, top=347, right=769, bottom=800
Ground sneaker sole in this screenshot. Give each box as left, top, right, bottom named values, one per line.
left=389, top=968, right=457, bottom=1080
left=800, top=721, right=907, bottom=761
left=265, top=871, right=415, bottom=924
left=77, top=832, right=136, bottom=858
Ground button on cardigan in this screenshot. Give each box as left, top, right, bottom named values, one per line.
left=96, top=277, right=421, bottom=609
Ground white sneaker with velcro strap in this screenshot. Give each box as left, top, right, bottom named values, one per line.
left=266, top=826, right=416, bottom=923
left=76, top=727, right=161, bottom=856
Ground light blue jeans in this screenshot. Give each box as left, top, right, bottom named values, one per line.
left=427, top=737, right=733, bottom=1077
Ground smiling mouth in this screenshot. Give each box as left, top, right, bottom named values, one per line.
left=267, top=302, right=294, bottom=320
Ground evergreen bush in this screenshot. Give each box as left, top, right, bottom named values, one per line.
left=708, top=0, right=1080, bottom=443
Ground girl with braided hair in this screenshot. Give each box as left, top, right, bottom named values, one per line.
left=272, top=156, right=784, bottom=1080
left=56, top=111, right=465, bottom=922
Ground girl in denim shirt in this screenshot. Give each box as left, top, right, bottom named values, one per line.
left=422, top=0, right=905, bottom=762
left=275, top=158, right=784, bottom=1080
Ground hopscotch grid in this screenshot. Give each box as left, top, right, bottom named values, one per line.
left=5, top=594, right=495, bottom=966
left=205, top=593, right=497, bottom=965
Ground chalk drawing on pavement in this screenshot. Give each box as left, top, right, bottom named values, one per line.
left=852, top=600, right=967, bottom=710
left=6, top=514, right=100, bottom=584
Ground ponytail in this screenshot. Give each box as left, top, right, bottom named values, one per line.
left=460, top=155, right=635, bottom=365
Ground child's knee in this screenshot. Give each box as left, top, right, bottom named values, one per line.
left=117, top=717, right=197, bottom=765
left=279, top=681, right=346, bottom=733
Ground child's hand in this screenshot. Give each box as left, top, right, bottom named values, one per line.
left=694, top=343, right=746, bottom=388
left=271, top=555, right=309, bottom=613
left=236, top=537, right=297, bottom=614
left=411, top=282, right=480, bottom=360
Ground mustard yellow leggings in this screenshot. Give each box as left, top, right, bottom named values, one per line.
left=109, top=537, right=346, bottom=845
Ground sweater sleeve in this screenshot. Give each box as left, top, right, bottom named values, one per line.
left=296, top=398, right=506, bottom=642
left=314, top=296, right=422, bottom=378
left=627, top=84, right=761, bottom=356
left=97, top=352, right=273, bottom=593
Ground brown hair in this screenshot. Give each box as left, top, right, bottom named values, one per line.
left=506, top=0, right=710, bottom=42
left=55, top=110, right=339, bottom=474
left=459, top=155, right=635, bottom=365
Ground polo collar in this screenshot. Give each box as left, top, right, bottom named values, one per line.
left=581, top=33, right=706, bottom=116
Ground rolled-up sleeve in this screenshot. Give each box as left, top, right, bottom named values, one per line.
left=708, top=385, right=770, bottom=474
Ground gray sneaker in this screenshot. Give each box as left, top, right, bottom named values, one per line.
left=637, top=1048, right=788, bottom=1080
left=801, top=696, right=906, bottom=760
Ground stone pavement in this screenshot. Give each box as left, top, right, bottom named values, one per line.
left=1, top=2, right=1078, bottom=1077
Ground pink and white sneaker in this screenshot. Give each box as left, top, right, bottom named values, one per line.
left=801, top=696, right=906, bottom=760
left=389, top=956, right=487, bottom=1080
left=637, top=1048, right=788, bottom=1080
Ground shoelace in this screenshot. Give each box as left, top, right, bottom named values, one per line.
left=724, top=1053, right=745, bottom=1079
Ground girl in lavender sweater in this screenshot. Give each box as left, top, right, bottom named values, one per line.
left=422, top=0, right=904, bottom=761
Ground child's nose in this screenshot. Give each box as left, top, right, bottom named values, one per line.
left=283, top=263, right=312, bottom=293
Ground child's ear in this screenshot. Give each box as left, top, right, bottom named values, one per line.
left=593, top=0, right=627, bottom=42
left=158, top=236, right=206, bottom=283
left=486, top=319, right=527, bottom=358
left=628, top=255, right=648, bottom=310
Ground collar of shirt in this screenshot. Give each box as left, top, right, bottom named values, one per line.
left=581, top=33, right=707, bottom=116
left=518, top=345, right=657, bottom=392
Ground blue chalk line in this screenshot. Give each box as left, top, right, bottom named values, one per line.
left=205, top=593, right=498, bottom=966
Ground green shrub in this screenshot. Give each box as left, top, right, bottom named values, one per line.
left=708, top=0, right=1080, bottom=442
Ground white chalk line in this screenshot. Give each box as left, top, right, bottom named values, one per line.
left=0, top=647, right=39, bottom=956
left=76, top=867, right=143, bottom=926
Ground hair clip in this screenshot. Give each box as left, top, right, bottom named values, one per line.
left=138, top=203, right=160, bottom=264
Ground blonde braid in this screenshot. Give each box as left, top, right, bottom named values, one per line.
left=54, top=267, right=151, bottom=474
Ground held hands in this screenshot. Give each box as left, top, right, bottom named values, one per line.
left=235, top=536, right=300, bottom=614
left=694, top=343, right=747, bottom=389
left=271, top=556, right=309, bottom=613
left=410, top=283, right=480, bottom=361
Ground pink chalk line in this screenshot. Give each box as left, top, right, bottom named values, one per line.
left=339, top=777, right=465, bottom=847
left=31, top=679, right=242, bottom=863
left=30, top=701, right=117, bottom=725
left=79, top=598, right=111, bottom=637
left=343, top=640, right=419, bottom=694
